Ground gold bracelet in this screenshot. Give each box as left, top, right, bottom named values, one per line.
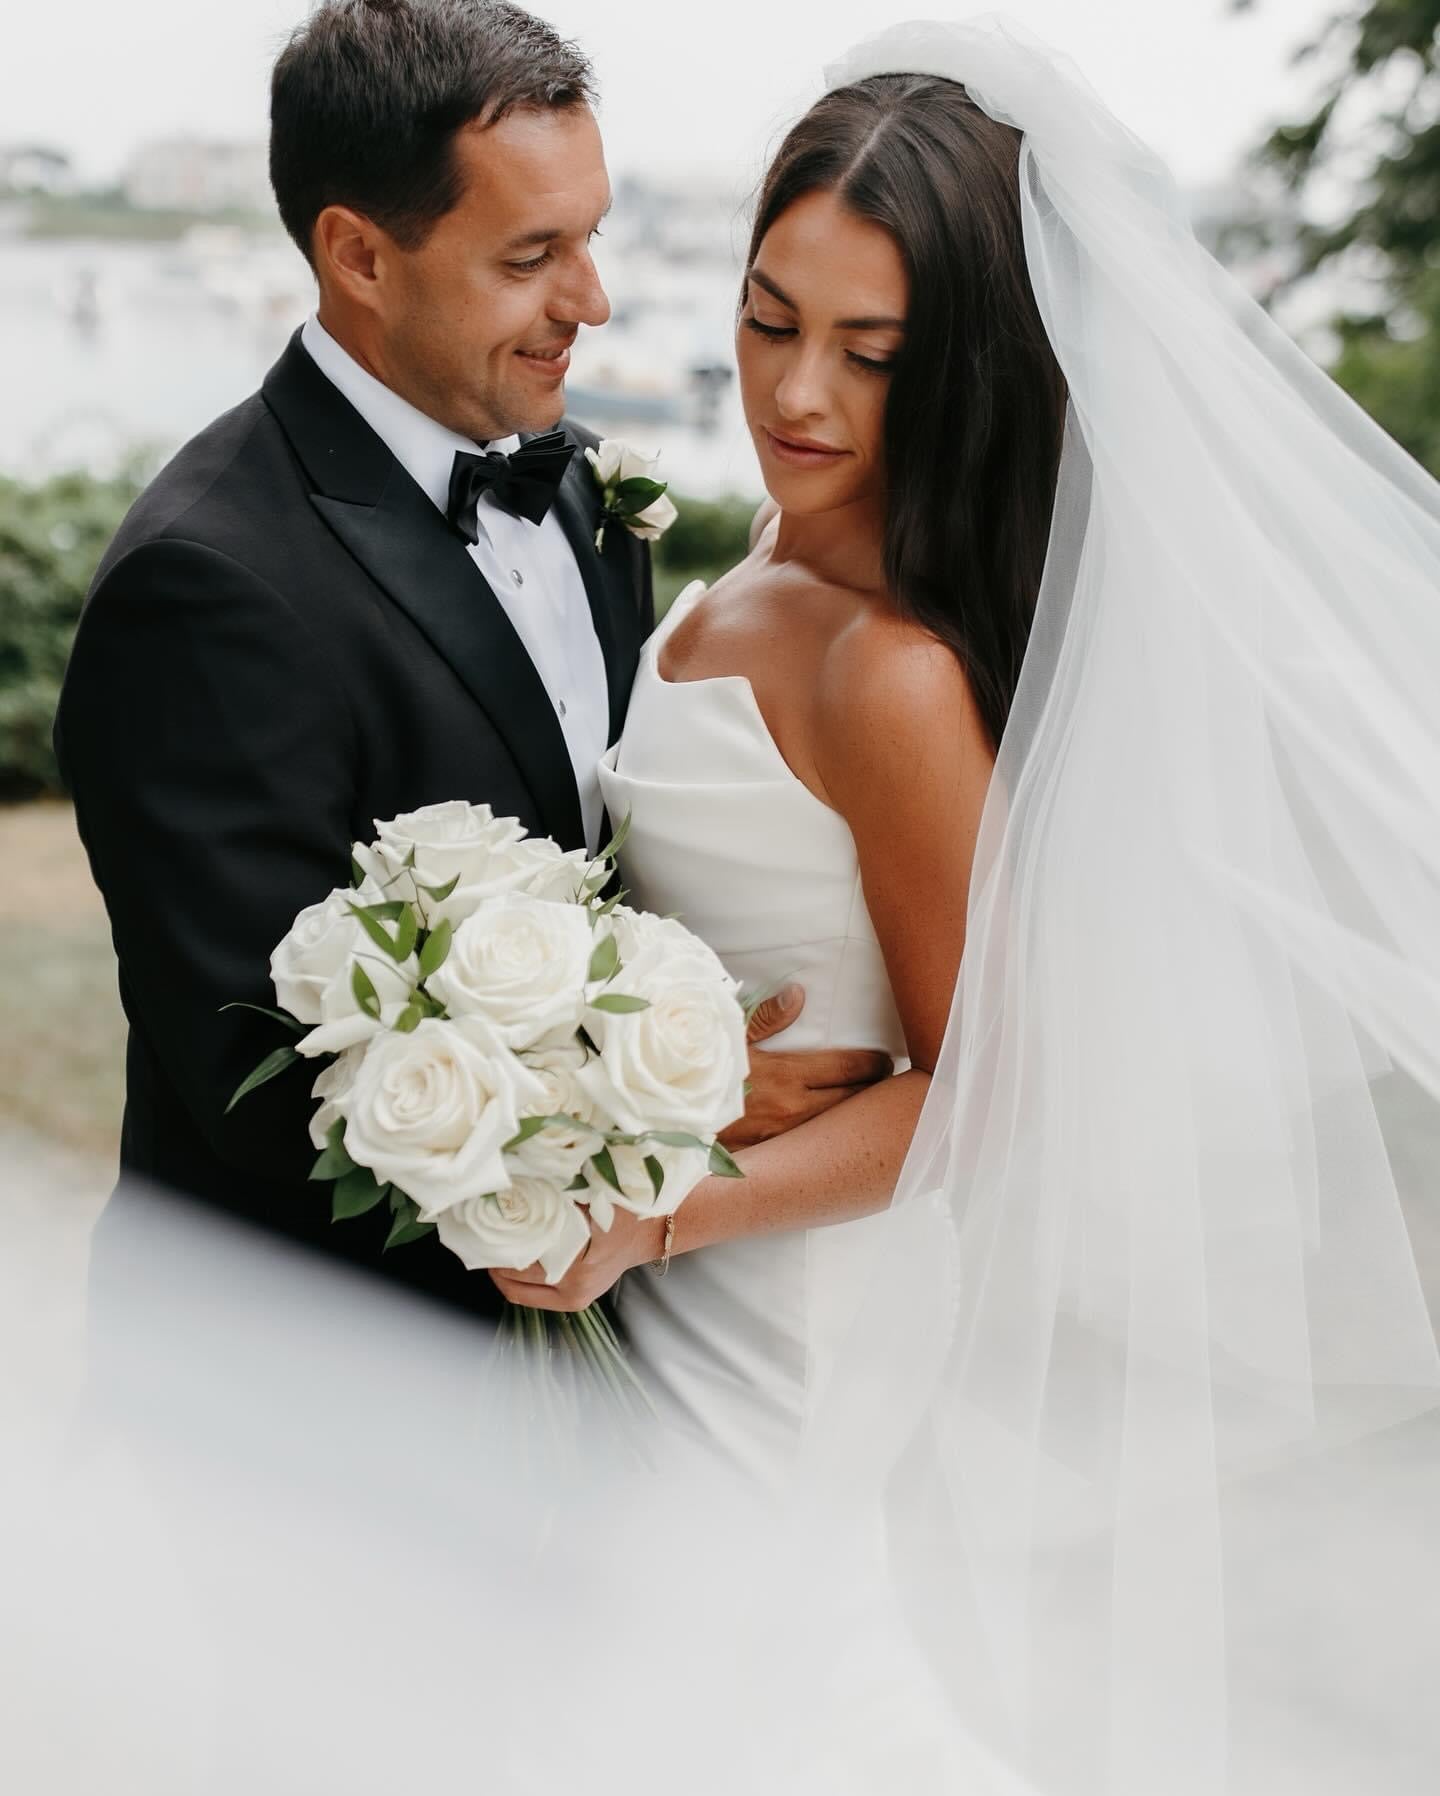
left=651, top=1212, right=676, bottom=1276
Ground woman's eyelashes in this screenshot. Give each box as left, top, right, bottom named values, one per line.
left=743, top=314, right=896, bottom=375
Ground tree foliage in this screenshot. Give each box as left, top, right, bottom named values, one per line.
left=1237, top=0, right=1440, bottom=471
left=0, top=466, right=147, bottom=798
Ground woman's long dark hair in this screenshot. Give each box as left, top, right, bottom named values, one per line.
left=748, top=75, right=1067, bottom=751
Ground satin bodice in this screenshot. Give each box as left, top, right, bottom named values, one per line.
left=597, top=580, right=905, bottom=1063
left=596, top=580, right=906, bottom=1478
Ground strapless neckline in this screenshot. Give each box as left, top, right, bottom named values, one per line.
left=639, top=579, right=837, bottom=818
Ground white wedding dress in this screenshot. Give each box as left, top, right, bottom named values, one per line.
left=598, top=578, right=909, bottom=1478
left=598, top=578, right=1039, bottom=1795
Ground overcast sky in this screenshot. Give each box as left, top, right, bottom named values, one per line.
left=3, top=0, right=1333, bottom=191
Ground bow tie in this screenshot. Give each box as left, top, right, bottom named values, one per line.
left=446, top=431, right=575, bottom=539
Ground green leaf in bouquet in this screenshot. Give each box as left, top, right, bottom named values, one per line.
left=310, top=1118, right=356, bottom=1182
left=388, top=1186, right=406, bottom=1215
left=595, top=889, right=628, bottom=919
left=384, top=1194, right=436, bottom=1252
left=224, top=1045, right=299, bottom=1114
left=351, top=961, right=382, bottom=1020
left=588, top=1146, right=623, bottom=1194
left=506, top=1112, right=602, bottom=1151
left=350, top=855, right=366, bottom=890
left=353, top=900, right=407, bottom=922
left=708, top=1141, right=745, bottom=1180
left=417, top=872, right=461, bottom=903
left=587, top=932, right=620, bottom=984
left=596, top=809, right=632, bottom=865
left=403, top=845, right=418, bottom=870
left=640, top=1129, right=708, bottom=1151
left=418, top=918, right=453, bottom=980
left=392, top=1002, right=424, bottom=1035
left=349, top=902, right=411, bottom=963
left=333, top=1166, right=387, bottom=1222
left=505, top=1113, right=551, bottom=1148
left=643, top=1154, right=665, bottom=1200
left=393, top=903, right=419, bottom=961
left=219, top=1001, right=304, bottom=1035
left=565, top=1173, right=589, bottom=1192
left=589, top=992, right=650, bottom=1015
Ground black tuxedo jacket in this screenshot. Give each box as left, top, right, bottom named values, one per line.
left=55, top=330, right=653, bottom=1317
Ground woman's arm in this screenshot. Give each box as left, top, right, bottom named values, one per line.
left=494, top=618, right=995, bottom=1310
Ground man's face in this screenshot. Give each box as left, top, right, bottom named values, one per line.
left=371, top=104, right=612, bottom=442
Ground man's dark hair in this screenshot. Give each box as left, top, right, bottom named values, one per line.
left=270, top=0, right=595, bottom=267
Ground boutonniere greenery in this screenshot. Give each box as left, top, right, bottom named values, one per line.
left=585, top=440, right=680, bottom=552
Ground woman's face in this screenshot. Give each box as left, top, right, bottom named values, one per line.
left=737, top=188, right=907, bottom=518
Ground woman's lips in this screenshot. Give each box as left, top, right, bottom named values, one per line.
left=762, top=427, right=849, bottom=468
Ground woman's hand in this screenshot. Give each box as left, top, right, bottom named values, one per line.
left=490, top=1204, right=665, bottom=1312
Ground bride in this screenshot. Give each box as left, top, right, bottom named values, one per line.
left=497, top=44, right=1054, bottom=1467
left=494, top=18, right=1440, bottom=1795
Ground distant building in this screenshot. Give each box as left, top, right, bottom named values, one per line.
left=0, top=145, right=75, bottom=195
left=121, top=139, right=272, bottom=215
left=609, top=173, right=749, bottom=267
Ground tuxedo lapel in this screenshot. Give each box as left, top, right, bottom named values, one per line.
left=550, top=444, right=644, bottom=747
left=551, top=459, right=623, bottom=746
left=262, top=334, right=586, bottom=852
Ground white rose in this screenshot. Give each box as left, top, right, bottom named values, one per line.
left=584, top=441, right=678, bottom=543
left=357, top=802, right=549, bottom=923
left=433, top=1180, right=590, bottom=1283
left=514, top=843, right=594, bottom=906
left=271, top=886, right=376, bottom=1025
left=307, top=1045, right=364, bottom=1151
left=578, top=928, right=748, bottom=1140
left=281, top=889, right=420, bottom=1059
left=609, top=906, right=733, bottom=988
left=333, top=1016, right=546, bottom=1217
left=581, top=1138, right=709, bottom=1228
left=427, top=893, right=592, bottom=1045
left=361, top=810, right=590, bottom=929
left=628, top=490, right=679, bottom=543
left=585, top=439, right=657, bottom=488
left=510, top=1040, right=605, bottom=1185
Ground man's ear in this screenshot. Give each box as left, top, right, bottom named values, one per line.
left=313, top=205, right=387, bottom=312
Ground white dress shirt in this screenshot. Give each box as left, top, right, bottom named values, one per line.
left=300, top=314, right=610, bottom=852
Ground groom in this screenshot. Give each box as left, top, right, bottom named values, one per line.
left=55, top=0, right=889, bottom=1317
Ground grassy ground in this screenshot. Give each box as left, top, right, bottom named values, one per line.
left=0, top=801, right=125, bottom=1160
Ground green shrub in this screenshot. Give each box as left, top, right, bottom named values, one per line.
left=653, top=490, right=759, bottom=616
left=0, top=464, right=147, bottom=798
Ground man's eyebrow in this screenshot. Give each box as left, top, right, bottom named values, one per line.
left=747, top=266, right=904, bottom=331
left=500, top=227, right=562, bottom=251
left=500, top=199, right=612, bottom=255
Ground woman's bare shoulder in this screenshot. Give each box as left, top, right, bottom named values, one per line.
left=820, top=601, right=980, bottom=729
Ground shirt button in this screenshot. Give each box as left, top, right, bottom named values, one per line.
left=511, top=568, right=524, bottom=587
left=558, top=698, right=568, bottom=717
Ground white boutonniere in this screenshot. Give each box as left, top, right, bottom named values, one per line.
left=585, top=440, right=679, bottom=552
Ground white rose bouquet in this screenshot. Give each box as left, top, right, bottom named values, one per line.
left=228, top=801, right=747, bottom=1384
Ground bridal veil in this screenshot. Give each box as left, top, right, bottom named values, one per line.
left=804, top=16, right=1440, bottom=1794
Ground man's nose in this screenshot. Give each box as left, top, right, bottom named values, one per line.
left=553, top=249, right=611, bottom=330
